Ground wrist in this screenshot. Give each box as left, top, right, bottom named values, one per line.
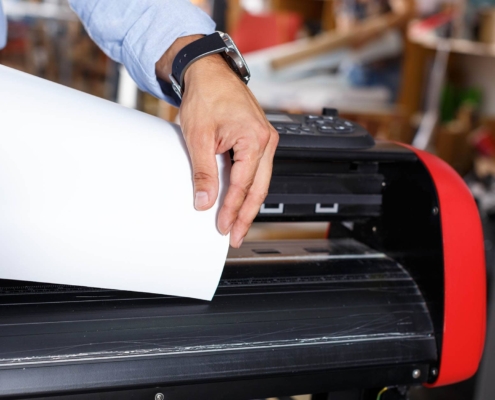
left=183, top=54, right=236, bottom=87
left=157, top=32, right=250, bottom=100
left=155, top=34, right=204, bottom=82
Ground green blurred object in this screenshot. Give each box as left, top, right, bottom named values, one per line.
left=440, top=83, right=482, bottom=123
left=464, top=87, right=483, bottom=107
left=440, top=83, right=457, bottom=123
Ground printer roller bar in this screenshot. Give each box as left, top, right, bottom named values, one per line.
left=0, top=239, right=400, bottom=297
left=0, top=239, right=389, bottom=296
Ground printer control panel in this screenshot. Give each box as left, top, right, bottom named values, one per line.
left=266, top=108, right=375, bottom=150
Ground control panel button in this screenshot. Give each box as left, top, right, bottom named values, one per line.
left=318, top=125, right=336, bottom=132
left=335, top=125, right=353, bottom=132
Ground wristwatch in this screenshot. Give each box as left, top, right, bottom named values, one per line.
left=169, top=32, right=250, bottom=101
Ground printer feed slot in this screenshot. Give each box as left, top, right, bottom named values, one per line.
left=315, top=203, right=339, bottom=213
left=260, top=203, right=284, bottom=214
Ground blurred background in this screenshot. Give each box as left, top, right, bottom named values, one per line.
left=2, top=0, right=495, bottom=399
left=3, top=0, right=495, bottom=177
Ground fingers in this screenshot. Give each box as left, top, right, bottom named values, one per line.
left=185, top=133, right=219, bottom=211
left=217, top=126, right=271, bottom=235
left=217, top=142, right=261, bottom=234
left=229, top=131, right=278, bottom=247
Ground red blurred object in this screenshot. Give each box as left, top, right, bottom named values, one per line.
left=0, top=21, right=29, bottom=56
left=230, top=12, right=303, bottom=54
left=401, top=144, right=486, bottom=387
left=471, top=127, right=495, bottom=157
left=410, top=11, right=455, bottom=35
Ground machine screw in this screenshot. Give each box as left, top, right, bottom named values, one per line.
left=155, top=394, right=164, bottom=400
left=412, top=369, right=421, bottom=379
left=432, top=207, right=439, bottom=215
left=372, top=226, right=377, bottom=233
left=431, top=368, right=438, bottom=377
left=382, top=182, right=386, bottom=187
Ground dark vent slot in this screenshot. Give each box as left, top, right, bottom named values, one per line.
left=263, top=204, right=282, bottom=209
left=252, top=249, right=281, bottom=255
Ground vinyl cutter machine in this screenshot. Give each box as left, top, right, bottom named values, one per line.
left=0, top=110, right=486, bottom=399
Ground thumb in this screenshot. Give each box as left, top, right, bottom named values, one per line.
left=188, top=144, right=219, bottom=211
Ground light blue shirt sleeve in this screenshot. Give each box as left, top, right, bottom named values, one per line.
left=69, top=0, right=216, bottom=105
left=0, top=1, right=7, bottom=49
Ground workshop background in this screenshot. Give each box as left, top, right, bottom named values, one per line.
left=1, top=0, right=495, bottom=399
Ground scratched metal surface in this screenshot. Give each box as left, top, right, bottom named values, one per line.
left=0, top=239, right=437, bottom=394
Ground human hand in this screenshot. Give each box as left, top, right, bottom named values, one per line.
left=156, top=36, right=279, bottom=248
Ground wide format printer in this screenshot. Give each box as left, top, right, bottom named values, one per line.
left=0, top=110, right=486, bottom=399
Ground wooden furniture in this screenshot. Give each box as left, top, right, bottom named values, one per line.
left=270, top=11, right=412, bottom=70
left=398, top=18, right=495, bottom=144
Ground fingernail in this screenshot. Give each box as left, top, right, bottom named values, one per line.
left=195, top=191, right=209, bottom=209
left=238, top=238, right=244, bottom=248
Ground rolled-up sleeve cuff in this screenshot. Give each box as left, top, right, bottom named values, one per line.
left=122, top=0, right=215, bottom=105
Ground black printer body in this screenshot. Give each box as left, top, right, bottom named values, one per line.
left=0, top=112, right=486, bottom=399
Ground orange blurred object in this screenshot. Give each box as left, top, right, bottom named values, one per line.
left=230, top=12, right=303, bottom=54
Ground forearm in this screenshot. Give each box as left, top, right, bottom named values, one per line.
left=68, top=0, right=215, bottom=104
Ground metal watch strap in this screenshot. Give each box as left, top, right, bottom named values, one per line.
left=170, top=32, right=227, bottom=98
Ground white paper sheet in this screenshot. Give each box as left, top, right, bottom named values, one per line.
left=0, top=65, right=230, bottom=300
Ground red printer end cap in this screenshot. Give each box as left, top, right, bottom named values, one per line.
left=400, top=144, right=486, bottom=387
